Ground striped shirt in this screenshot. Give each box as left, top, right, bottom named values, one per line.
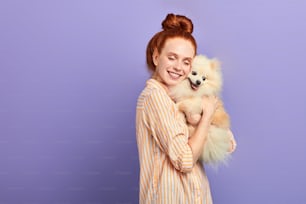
left=136, top=79, right=213, bottom=204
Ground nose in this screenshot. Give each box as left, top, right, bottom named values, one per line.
left=173, top=65, right=182, bottom=71
left=173, top=61, right=182, bottom=71
left=196, top=80, right=201, bottom=86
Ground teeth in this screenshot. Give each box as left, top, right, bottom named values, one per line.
left=168, top=71, right=180, bottom=79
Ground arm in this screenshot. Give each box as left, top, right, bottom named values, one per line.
left=177, top=97, right=202, bottom=126
left=144, top=89, right=194, bottom=173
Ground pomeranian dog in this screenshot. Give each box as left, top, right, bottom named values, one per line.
left=170, top=55, right=231, bottom=165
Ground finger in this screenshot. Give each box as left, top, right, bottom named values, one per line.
left=210, top=95, right=217, bottom=102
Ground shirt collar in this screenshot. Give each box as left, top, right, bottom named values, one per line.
left=146, top=78, right=168, bottom=93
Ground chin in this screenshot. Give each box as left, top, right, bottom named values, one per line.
left=169, top=79, right=184, bottom=87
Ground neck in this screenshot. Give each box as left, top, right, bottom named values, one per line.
left=152, top=74, right=169, bottom=93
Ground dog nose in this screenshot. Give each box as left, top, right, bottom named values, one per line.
left=196, top=80, right=201, bottom=85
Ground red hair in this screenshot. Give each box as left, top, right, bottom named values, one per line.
left=146, top=14, right=197, bottom=72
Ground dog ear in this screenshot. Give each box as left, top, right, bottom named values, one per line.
left=210, top=58, right=221, bottom=70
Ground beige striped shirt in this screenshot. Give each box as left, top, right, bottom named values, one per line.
left=136, top=79, right=214, bottom=204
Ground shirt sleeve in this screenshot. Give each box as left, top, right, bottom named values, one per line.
left=143, top=89, right=193, bottom=173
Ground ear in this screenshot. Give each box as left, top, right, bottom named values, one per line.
left=210, top=58, right=221, bottom=70
left=152, top=49, right=159, bottom=66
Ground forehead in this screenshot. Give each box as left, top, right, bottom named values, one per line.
left=161, top=38, right=195, bottom=58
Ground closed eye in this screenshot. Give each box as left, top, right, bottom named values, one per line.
left=168, top=56, right=176, bottom=60
left=183, top=60, right=191, bottom=66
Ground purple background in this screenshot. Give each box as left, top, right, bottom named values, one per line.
left=1, top=0, right=306, bottom=203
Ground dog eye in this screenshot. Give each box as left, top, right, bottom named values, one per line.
left=202, top=76, right=206, bottom=81
left=192, top=71, right=197, bottom=75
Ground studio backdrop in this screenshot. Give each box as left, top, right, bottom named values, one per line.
left=1, top=0, right=306, bottom=203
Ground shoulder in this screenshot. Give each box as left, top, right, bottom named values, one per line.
left=138, top=79, right=172, bottom=107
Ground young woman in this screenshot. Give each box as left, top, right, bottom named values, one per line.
left=136, top=13, right=236, bottom=204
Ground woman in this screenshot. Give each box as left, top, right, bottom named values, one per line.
left=136, top=13, right=236, bottom=204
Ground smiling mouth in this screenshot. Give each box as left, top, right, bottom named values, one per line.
left=188, top=78, right=199, bottom=91
left=168, top=71, right=181, bottom=79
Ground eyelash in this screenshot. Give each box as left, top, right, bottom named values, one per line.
left=168, top=56, right=176, bottom=60
left=168, top=56, right=190, bottom=66
left=184, top=61, right=190, bottom=66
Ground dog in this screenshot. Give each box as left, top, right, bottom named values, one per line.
left=170, top=55, right=232, bottom=165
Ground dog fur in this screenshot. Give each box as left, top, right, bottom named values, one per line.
left=170, top=55, right=231, bottom=165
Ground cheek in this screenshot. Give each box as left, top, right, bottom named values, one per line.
left=184, top=66, right=192, bottom=74
left=156, top=63, right=168, bottom=75
left=163, top=59, right=174, bottom=67
left=159, top=60, right=173, bottom=70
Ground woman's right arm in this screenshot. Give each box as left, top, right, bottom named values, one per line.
left=188, top=96, right=218, bottom=163
left=143, top=89, right=194, bottom=173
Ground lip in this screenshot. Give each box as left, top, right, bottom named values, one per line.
left=168, top=71, right=182, bottom=80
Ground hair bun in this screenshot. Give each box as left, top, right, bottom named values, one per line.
left=161, top=13, right=193, bottom=34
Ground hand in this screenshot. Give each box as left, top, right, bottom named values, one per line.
left=201, top=96, right=219, bottom=122
left=186, top=113, right=201, bottom=126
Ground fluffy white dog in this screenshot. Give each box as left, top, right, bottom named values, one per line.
left=170, top=55, right=232, bottom=165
